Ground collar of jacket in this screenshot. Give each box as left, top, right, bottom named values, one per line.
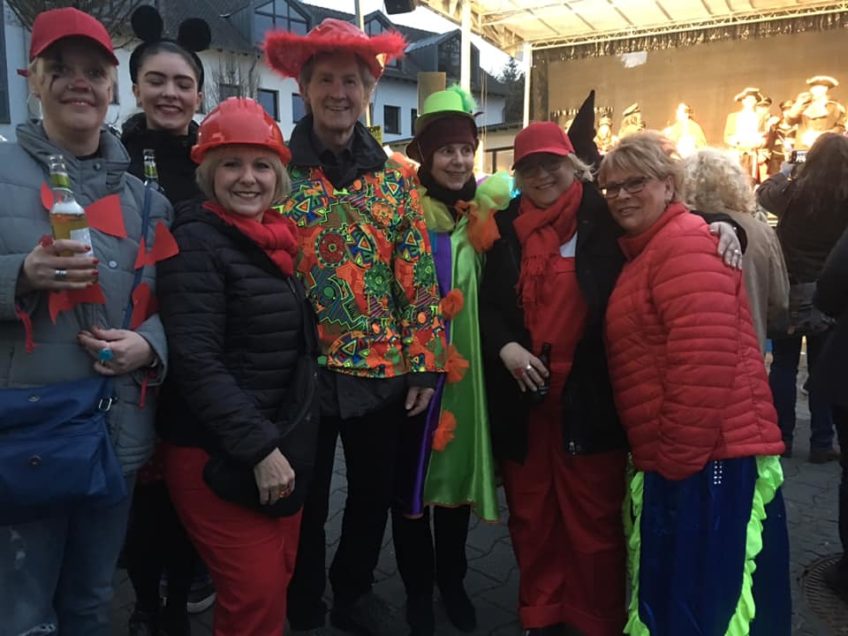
left=121, top=112, right=199, bottom=154
left=16, top=119, right=130, bottom=191
left=288, top=114, right=386, bottom=174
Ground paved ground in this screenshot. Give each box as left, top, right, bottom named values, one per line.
left=113, top=387, right=845, bottom=635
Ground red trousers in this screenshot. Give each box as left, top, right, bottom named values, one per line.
left=163, top=445, right=302, bottom=636
left=501, top=399, right=627, bottom=635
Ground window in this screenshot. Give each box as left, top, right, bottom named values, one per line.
left=410, top=108, right=417, bottom=135
left=384, top=105, right=400, bottom=135
left=219, top=83, right=241, bottom=100
left=254, top=0, right=308, bottom=43
left=438, top=37, right=461, bottom=78
left=366, top=19, right=400, bottom=69
left=292, top=94, right=306, bottom=123
left=0, top=8, right=8, bottom=124
left=257, top=88, right=279, bottom=121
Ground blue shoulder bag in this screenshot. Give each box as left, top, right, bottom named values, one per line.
left=0, top=184, right=157, bottom=525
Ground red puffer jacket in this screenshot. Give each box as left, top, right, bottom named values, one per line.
left=605, top=204, right=784, bottom=481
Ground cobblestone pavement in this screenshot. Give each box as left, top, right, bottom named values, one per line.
left=113, top=395, right=844, bottom=635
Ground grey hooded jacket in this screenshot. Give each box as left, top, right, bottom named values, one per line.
left=0, top=121, right=172, bottom=473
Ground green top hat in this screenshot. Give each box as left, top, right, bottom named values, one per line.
left=414, top=85, right=478, bottom=136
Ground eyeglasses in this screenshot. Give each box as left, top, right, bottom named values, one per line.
left=601, top=176, right=650, bottom=199
left=516, top=157, right=566, bottom=178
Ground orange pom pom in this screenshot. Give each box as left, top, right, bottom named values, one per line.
left=439, top=289, right=465, bottom=320
left=445, top=344, right=469, bottom=384
left=467, top=211, right=501, bottom=253
left=432, top=410, right=457, bottom=451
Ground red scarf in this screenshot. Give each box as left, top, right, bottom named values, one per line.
left=514, top=179, right=584, bottom=323
left=203, top=202, right=298, bottom=277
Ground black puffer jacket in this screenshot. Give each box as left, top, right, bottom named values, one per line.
left=758, top=172, right=848, bottom=283
left=121, top=113, right=201, bottom=207
left=157, top=201, right=315, bottom=467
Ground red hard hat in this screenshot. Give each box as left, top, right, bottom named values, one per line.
left=191, top=97, right=291, bottom=165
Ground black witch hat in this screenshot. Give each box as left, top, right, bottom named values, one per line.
left=567, top=89, right=602, bottom=169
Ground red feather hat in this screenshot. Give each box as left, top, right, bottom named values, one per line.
left=264, top=18, right=407, bottom=81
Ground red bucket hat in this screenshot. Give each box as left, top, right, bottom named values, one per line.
left=29, top=8, right=118, bottom=65
left=512, top=121, right=575, bottom=169
left=263, top=18, right=406, bottom=81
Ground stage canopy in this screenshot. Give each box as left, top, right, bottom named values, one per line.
left=420, top=0, right=848, bottom=52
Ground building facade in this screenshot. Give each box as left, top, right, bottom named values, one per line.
left=0, top=0, right=508, bottom=143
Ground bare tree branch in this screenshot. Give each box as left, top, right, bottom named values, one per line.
left=6, top=0, right=145, bottom=37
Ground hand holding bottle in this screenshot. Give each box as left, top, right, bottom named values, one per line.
left=499, top=341, right=550, bottom=395
left=17, top=238, right=98, bottom=294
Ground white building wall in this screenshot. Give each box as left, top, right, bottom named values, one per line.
left=0, top=1, right=506, bottom=144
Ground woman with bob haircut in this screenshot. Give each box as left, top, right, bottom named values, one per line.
left=683, top=148, right=789, bottom=351
left=600, top=131, right=790, bottom=635
left=0, top=8, right=172, bottom=635
left=157, top=97, right=317, bottom=636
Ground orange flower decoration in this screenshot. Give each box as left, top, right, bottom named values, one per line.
left=445, top=344, right=469, bottom=384
left=467, top=209, right=501, bottom=253
left=439, top=289, right=465, bottom=320
left=432, top=410, right=457, bottom=451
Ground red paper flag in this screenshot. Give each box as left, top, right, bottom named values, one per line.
left=129, top=282, right=159, bottom=330
left=86, top=195, right=126, bottom=238
left=134, top=222, right=179, bottom=269
left=48, top=284, right=106, bottom=323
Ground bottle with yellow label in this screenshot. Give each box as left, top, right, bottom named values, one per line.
left=48, top=154, right=94, bottom=257
left=143, top=148, right=163, bottom=193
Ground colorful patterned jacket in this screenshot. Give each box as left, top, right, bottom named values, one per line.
left=279, top=141, right=446, bottom=379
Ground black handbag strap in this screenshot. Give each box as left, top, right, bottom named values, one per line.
left=98, top=183, right=156, bottom=410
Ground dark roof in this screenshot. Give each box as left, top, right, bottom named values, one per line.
left=132, top=0, right=255, bottom=54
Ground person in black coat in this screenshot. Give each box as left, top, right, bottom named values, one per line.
left=157, top=97, right=317, bottom=636
left=120, top=11, right=210, bottom=633
left=814, top=224, right=848, bottom=597
left=479, top=124, right=744, bottom=636
left=757, top=132, right=848, bottom=461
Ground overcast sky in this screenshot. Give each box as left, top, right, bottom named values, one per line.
left=302, top=0, right=512, bottom=76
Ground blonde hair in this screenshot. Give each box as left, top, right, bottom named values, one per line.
left=196, top=147, right=291, bottom=207
left=683, top=148, right=756, bottom=216
left=298, top=52, right=376, bottom=115
left=513, top=153, right=594, bottom=191
left=598, top=130, right=685, bottom=201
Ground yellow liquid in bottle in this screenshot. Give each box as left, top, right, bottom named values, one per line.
left=50, top=202, right=93, bottom=256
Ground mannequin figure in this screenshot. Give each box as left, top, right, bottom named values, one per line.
left=724, top=87, right=766, bottom=182
left=594, top=115, right=618, bottom=153
left=663, top=102, right=707, bottom=157
left=788, top=75, right=846, bottom=150
left=764, top=100, right=797, bottom=177
left=618, top=103, right=645, bottom=139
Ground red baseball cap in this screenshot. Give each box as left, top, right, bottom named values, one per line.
left=512, top=121, right=575, bottom=169
left=29, top=8, right=118, bottom=65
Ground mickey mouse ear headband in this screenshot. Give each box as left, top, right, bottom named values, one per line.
left=129, top=6, right=211, bottom=90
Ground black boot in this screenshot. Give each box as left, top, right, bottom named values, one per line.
left=438, top=580, right=476, bottom=632
left=824, top=556, right=848, bottom=600
left=128, top=608, right=159, bottom=636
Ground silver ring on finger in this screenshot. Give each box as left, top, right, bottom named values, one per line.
left=525, top=363, right=533, bottom=372
left=53, top=269, right=68, bottom=282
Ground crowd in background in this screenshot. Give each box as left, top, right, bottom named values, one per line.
left=0, top=6, right=847, bottom=636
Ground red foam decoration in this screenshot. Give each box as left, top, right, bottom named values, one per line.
left=48, top=284, right=106, bottom=323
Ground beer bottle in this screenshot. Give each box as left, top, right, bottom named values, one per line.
left=529, top=342, right=552, bottom=404
left=48, top=154, right=93, bottom=257
left=143, top=148, right=163, bottom=192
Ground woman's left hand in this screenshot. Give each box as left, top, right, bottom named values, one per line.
left=78, top=327, right=155, bottom=376
left=405, top=386, right=435, bottom=417
left=709, top=222, right=743, bottom=270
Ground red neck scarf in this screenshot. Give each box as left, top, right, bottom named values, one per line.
left=514, top=179, right=584, bottom=322
left=203, top=202, right=298, bottom=277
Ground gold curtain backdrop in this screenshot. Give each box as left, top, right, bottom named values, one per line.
left=535, top=17, right=848, bottom=147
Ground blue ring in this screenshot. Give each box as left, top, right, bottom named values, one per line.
left=98, top=347, right=114, bottom=363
